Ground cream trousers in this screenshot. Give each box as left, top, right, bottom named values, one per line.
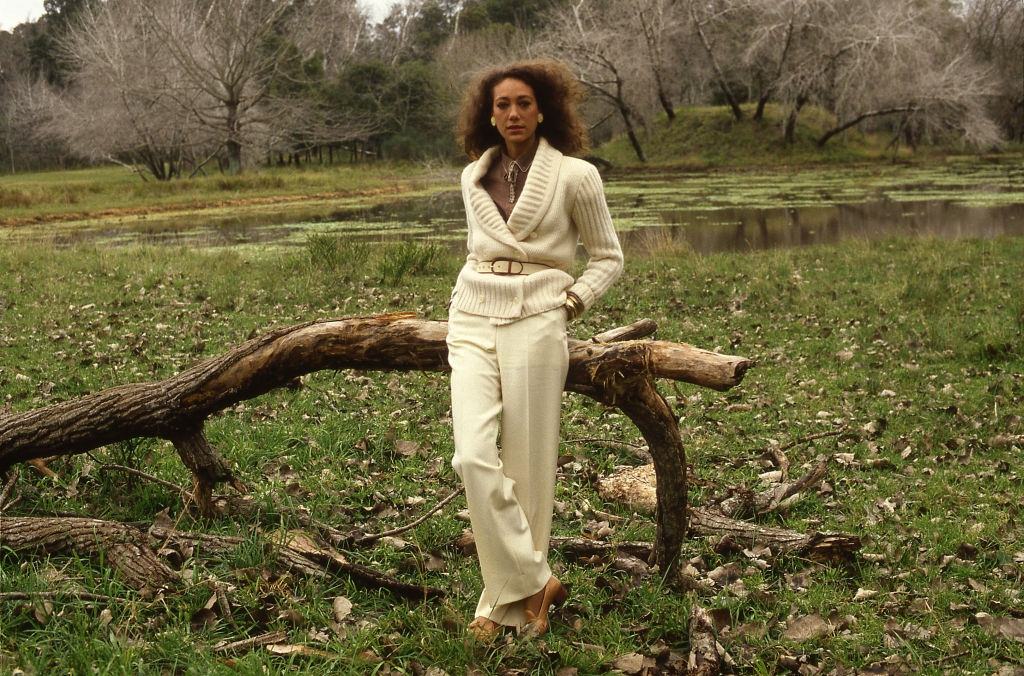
left=446, top=305, right=569, bottom=627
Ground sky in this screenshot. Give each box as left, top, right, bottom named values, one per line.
left=0, top=0, right=401, bottom=32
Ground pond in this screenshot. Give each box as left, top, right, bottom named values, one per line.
left=6, top=161, right=1024, bottom=254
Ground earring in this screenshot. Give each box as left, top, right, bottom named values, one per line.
left=538, top=113, right=544, bottom=123
left=490, top=116, right=496, bottom=126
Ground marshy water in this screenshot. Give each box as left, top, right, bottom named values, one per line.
left=10, top=162, right=1024, bottom=253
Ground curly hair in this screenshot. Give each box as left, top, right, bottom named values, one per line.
left=457, top=59, right=589, bottom=159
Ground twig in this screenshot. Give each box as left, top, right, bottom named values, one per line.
left=355, top=488, right=461, bottom=545
left=770, top=430, right=843, bottom=450
left=729, top=429, right=848, bottom=464
left=564, top=437, right=648, bottom=452
left=213, top=631, right=288, bottom=654
left=96, top=459, right=197, bottom=551
left=0, top=468, right=18, bottom=509
left=0, top=591, right=124, bottom=603
left=934, top=649, right=970, bottom=665
left=98, top=463, right=189, bottom=499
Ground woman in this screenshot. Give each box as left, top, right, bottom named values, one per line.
left=447, top=60, right=623, bottom=640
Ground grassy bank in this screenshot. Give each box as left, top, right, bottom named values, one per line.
left=1, top=235, right=1022, bottom=673
left=0, top=162, right=456, bottom=228
left=595, top=104, right=1024, bottom=169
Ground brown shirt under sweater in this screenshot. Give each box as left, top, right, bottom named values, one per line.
left=480, top=142, right=538, bottom=222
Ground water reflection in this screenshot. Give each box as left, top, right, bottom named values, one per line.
left=5, top=170, right=1024, bottom=254
left=622, top=199, right=1024, bottom=254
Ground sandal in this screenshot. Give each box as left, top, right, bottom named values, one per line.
left=523, top=576, right=568, bottom=636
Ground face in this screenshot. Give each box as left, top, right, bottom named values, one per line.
left=491, top=77, right=541, bottom=148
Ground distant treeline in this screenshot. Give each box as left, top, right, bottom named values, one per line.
left=0, top=0, right=1020, bottom=178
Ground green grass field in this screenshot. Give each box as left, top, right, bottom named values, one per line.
left=1, top=233, right=1022, bottom=674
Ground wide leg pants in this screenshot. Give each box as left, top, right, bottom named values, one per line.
left=446, top=305, right=569, bottom=627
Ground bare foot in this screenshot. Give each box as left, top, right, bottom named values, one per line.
left=467, top=616, right=501, bottom=642
left=523, top=576, right=567, bottom=636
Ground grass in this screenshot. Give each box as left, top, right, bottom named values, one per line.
left=1, top=234, right=1023, bottom=673
left=595, top=103, right=1024, bottom=169
left=0, top=161, right=457, bottom=228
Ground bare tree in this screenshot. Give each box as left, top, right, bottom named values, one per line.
left=44, top=0, right=205, bottom=179
left=636, top=0, right=684, bottom=122
left=139, top=0, right=298, bottom=173
left=809, top=1, right=1001, bottom=148
left=962, top=0, right=1024, bottom=141
left=542, top=0, right=652, bottom=162
left=44, top=0, right=371, bottom=177
left=688, top=0, right=747, bottom=121
left=740, top=0, right=814, bottom=122
left=285, top=0, right=368, bottom=78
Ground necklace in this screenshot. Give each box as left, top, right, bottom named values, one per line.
left=501, top=156, right=532, bottom=205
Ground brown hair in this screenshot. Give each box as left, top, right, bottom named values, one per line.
left=457, top=59, right=589, bottom=159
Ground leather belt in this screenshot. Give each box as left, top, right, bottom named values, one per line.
left=475, top=259, right=550, bottom=275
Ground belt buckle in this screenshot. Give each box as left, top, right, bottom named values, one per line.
left=490, top=259, right=523, bottom=275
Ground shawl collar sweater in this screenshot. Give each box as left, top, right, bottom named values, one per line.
left=451, top=136, right=623, bottom=320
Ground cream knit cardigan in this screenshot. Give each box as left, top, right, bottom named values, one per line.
left=451, top=136, right=624, bottom=320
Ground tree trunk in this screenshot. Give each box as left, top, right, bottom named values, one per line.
left=754, top=93, right=770, bottom=121
left=691, top=9, right=744, bottom=122
left=784, top=96, right=807, bottom=145
left=0, top=516, right=179, bottom=591
left=689, top=508, right=860, bottom=563
left=225, top=100, right=242, bottom=174
left=658, top=87, right=676, bottom=122
left=615, top=77, right=647, bottom=162
left=0, top=516, right=445, bottom=598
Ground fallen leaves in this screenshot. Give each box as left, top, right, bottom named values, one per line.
left=975, top=613, right=1024, bottom=644
left=853, top=588, right=879, bottom=602
left=332, top=596, right=352, bottom=623
left=782, top=613, right=833, bottom=642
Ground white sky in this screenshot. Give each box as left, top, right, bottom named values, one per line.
left=0, top=0, right=401, bottom=32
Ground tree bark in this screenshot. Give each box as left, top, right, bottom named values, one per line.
left=0, top=314, right=751, bottom=571
left=784, top=96, right=807, bottom=144
left=689, top=508, right=860, bottom=563
left=0, top=515, right=444, bottom=599
left=0, top=516, right=180, bottom=591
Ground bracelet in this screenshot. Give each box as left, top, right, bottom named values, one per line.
left=564, top=291, right=585, bottom=320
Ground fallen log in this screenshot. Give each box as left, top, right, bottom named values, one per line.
left=0, top=515, right=444, bottom=599
left=453, top=516, right=859, bottom=565
left=147, top=524, right=445, bottom=601
left=0, top=516, right=179, bottom=592
left=689, top=508, right=860, bottom=563
left=0, top=314, right=751, bottom=573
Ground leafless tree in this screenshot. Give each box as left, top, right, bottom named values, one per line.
left=809, top=1, right=1001, bottom=148
left=42, top=0, right=205, bottom=180
left=962, top=0, right=1024, bottom=141
left=688, top=0, right=748, bottom=121
left=542, top=0, right=653, bottom=162
left=636, top=0, right=685, bottom=122
left=44, top=0, right=372, bottom=177
left=139, top=0, right=299, bottom=173
left=285, top=0, right=368, bottom=78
